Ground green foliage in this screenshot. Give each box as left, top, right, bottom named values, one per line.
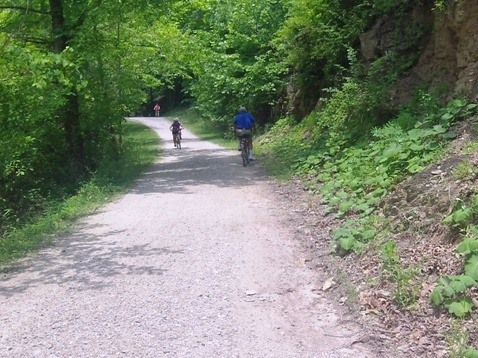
left=446, top=320, right=478, bottom=358
left=0, top=120, right=159, bottom=266
left=183, top=0, right=288, bottom=124
left=331, top=218, right=376, bottom=254
left=380, top=241, right=421, bottom=308
left=261, top=94, right=476, bottom=255
left=452, top=161, right=478, bottom=181
left=430, top=275, right=477, bottom=317
left=431, top=228, right=478, bottom=318
left=443, top=196, right=478, bottom=232
left=0, top=1, right=173, bottom=233
left=433, top=0, right=463, bottom=13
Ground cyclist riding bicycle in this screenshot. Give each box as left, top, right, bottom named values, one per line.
left=169, top=118, right=183, bottom=147
left=233, top=107, right=255, bottom=160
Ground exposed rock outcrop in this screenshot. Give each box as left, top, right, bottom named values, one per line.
left=360, top=0, right=478, bottom=105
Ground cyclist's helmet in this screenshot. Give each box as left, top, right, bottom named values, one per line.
left=174, top=118, right=179, bottom=122
left=239, top=106, right=247, bottom=113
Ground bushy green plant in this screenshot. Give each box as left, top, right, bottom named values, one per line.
left=446, top=320, right=478, bottom=358
left=287, top=96, right=476, bottom=254
left=431, top=224, right=478, bottom=318
left=430, top=275, right=477, bottom=317
left=331, top=218, right=376, bottom=253
left=380, top=241, right=421, bottom=308
left=443, top=196, right=478, bottom=232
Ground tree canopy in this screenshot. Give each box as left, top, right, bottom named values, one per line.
left=0, top=0, right=435, bottom=232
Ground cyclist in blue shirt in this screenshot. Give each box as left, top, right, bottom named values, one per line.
left=233, top=107, right=255, bottom=160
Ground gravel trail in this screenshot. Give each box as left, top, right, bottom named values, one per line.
left=0, top=117, right=378, bottom=358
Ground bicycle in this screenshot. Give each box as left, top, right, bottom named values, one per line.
left=236, top=129, right=251, bottom=167
left=173, top=131, right=181, bottom=149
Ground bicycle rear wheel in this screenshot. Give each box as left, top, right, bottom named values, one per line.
left=241, top=139, right=249, bottom=167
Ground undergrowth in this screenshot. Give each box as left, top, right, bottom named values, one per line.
left=0, top=120, right=159, bottom=268
left=260, top=96, right=476, bottom=254
left=258, top=93, right=478, bottom=354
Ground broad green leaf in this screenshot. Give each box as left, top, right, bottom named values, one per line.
left=449, top=278, right=468, bottom=293
left=430, top=288, right=443, bottom=306
left=338, top=236, right=356, bottom=251
left=442, top=131, right=457, bottom=139
left=464, top=255, right=478, bottom=280
left=441, top=113, right=454, bottom=121
left=381, top=143, right=402, bottom=158
left=432, top=125, right=447, bottom=134
left=445, top=296, right=474, bottom=317
left=453, top=208, right=472, bottom=224
left=355, top=203, right=370, bottom=212
left=462, top=348, right=478, bottom=358
left=338, top=201, right=353, bottom=212
left=456, top=238, right=478, bottom=255
left=438, top=277, right=457, bottom=297
left=409, top=143, right=424, bottom=151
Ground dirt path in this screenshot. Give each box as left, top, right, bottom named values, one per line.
left=0, top=117, right=380, bottom=357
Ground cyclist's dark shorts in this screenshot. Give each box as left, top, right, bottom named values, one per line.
left=236, top=129, right=251, bottom=137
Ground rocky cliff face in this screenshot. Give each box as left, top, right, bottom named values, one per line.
left=418, top=0, right=478, bottom=101
left=360, top=0, right=478, bottom=105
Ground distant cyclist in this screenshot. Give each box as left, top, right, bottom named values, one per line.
left=154, top=103, right=160, bottom=116
left=233, top=106, right=255, bottom=160
left=169, top=118, right=183, bottom=147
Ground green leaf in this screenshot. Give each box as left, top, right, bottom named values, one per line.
left=441, top=113, right=454, bottom=121
left=338, top=201, right=353, bottom=212
left=338, top=236, right=356, bottom=251
left=409, top=143, right=424, bottom=151
left=382, top=143, right=402, bottom=158
left=449, top=277, right=468, bottom=293
left=442, top=131, right=457, bottom=139
left=432, top=125, right=447, bottom=134
left=445, top=296, right=474, bottom=317
left=462, top=348, right=478, bottom=358
left=438, top=277, right=457, bottom=297
left=456, top=238, right=478, bottom=255
left=355, top=203, right=370, bottom=212
left=430, top=288, right=444, bottom=306
left=464, top=255, right=478, bottom=280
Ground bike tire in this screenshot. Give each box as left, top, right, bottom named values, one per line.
left=241, top=139, right=249, bottom=167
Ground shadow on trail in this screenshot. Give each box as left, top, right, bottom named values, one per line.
left=134, top=146, right=265, bottom=195
left=0, top=224, right=183, bottom=297
left=0, top=118, right=259, bottom=296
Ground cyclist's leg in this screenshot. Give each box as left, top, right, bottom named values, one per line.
left=248, top=136, right=255, bottom=160
left=235, top=130, right=241, bottom=150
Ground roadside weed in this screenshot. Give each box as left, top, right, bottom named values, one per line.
left=445, top=320, right=478, bottom=358
left=452, top=161, right=478, bottom=181
left=380, top=241, right=421, bottom=309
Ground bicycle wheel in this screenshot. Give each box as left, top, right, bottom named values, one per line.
left=176, top=136, right=181, bottom=149
left=241, top=139, right=249, bottom=167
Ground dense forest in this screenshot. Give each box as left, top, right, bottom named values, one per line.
left=0, top=0, right=434, bottom=233
left=4, top=0, right=478, bottom=354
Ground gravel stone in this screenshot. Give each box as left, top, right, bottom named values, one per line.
left=0, top=117, right=381, bottom=357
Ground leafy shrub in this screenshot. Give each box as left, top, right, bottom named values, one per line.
left=286, top=96, right=476, bottom=254
left=431, top=224, right=478, bottom=317
left=381, top=241, right=421, bottom=308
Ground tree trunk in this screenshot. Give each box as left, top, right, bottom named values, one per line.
left=49, top=0, right=85, bottom=178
